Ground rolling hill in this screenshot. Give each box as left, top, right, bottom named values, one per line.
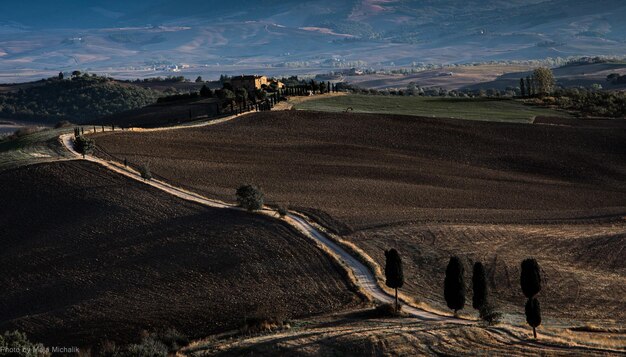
left=1, top=1, right=626, bottom=82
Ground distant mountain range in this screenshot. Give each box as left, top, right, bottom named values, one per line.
left=1, top=0, right=625, bottom=82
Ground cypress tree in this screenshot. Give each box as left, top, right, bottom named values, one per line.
left=472, top=262, right=488, bottom=311
left=384, top=248, right=404, bottom=312
left=520, top=258, right=541, bottom=299
left=200, top=85, right=212, bottom=97
left=520, top=78, right=526, bottom=97
left=526, top=76, right=533, bottom=96
left=525, top=298, right=541, bottom=339
left=444, top=256, right=466, bottom=315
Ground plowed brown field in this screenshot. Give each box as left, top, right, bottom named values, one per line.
left=0, top=161, right=361, bottom=347
left=94, top=111, right=626, bottom=323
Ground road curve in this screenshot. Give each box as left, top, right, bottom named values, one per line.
left=60, top=123, right=453, bottom=322
left=58, top=114, right=625, bottom=355
left=60, top=112, right=467, bottom=322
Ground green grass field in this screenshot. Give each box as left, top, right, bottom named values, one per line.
left=295, top=95, right=569, bottom=123
left=0, top=128, right=74, bottom=170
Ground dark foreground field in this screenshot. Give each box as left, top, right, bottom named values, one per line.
left=95, top=111, right=626, bottom=324
left=0, top=161, right=360, bottom=347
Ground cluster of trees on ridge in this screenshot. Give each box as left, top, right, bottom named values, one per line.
left=0, top=72, right=162, bottom=124
left=155, top=76, right=338, bottom=116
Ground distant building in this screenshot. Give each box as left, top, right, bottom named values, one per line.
left=230, top=75, right=284, bottom=92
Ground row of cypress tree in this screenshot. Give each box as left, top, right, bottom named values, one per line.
left=443, top=256, right=542, bottom=337
left=385, top=250, right=543, bottom=338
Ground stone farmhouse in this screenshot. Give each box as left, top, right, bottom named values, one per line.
left=230, top=75, right=284, bottom=93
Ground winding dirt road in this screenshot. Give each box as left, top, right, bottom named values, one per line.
left=58, top=113, right=625, bottom=355
left=60, top=116, right=452, bottom=323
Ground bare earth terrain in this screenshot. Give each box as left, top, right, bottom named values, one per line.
left=185, top=311, right=626, bottom=356
left=94, top=110, right=626, bottom=327
left=0, top=161, right=361, bottom=347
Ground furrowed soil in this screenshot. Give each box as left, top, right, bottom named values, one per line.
left=94, top=110, right=626, bottom=324
left=0, top=161, right=361, bottom=346
left=186, top=311, right=626, bottom=356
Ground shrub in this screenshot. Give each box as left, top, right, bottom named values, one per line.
left=139, top=164, right=152, bottom=181
left=0, top=330, right=48, bottom=357
left=12, top=126, right=42, bottom=138
left=241, top=316, right=284, bottom=334
left=373, top=302, right=405, bottom=318
left=479, top=302, right=502, bottom=325
left=276, top=205, right=288, bottom=218
left=125, top=336, right=168, bottom=357
left=54, top=120, right=73, bottom=129
left=152, top=328, right=189, bottom=352
left=236, top=184, right=264, bottom=211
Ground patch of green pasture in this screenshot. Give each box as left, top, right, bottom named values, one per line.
left=295, top=94, right=570, bottom=123
left=0, top=127, right=74, bottom=171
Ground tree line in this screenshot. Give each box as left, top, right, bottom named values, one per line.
left=385, top=250, right=543, bottom=338
left=0, top=73, right=161, bottom=124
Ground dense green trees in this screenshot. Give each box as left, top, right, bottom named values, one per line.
left=444, top=256, right=466, bottom=315
left=73, top=135, right=95, bottom=158
left=532, top=67, right=555, bottom=95
left=550, top=89, right=626, bottom=117
left=384, top=248, right=404, bottom=312
left=235, top=88, right=248, bottom=104
left=0, top=75, right=160, bottom=124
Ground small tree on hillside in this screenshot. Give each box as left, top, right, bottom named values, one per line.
left=532, top=67, right=555, bottom=96
left=195, top=76, right=203, bottom=83
left=520, top=258, right=541, bottom=299
left=58, top=71, right=64, bottom=80
left=200, top=85, right=212, bottom=98
left=526, top=76, right=533, bottom=96
left=74, top=135, right=94, bottom=158
left=218, top=89, right=236, bottom=109
left=444, top=256, right=466, bottom=315
left=139, top=163, right=152, bottom=180
left=472, top=262, right=488, bottom=311
left=384, top=248, right=404, bottom=312
left=276, top=205, right=288, bottom=218
left=521, top=258, right=542, bottom=337
left=525, top=297, right=542, bottom=339
left=236, top=185, right=264, bottom=211
left=236, top=88, right=248, bottom=104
